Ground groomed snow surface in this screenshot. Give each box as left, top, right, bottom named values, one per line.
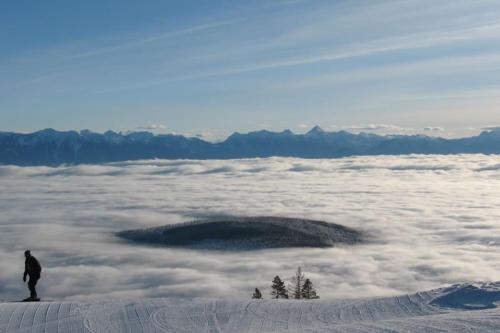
left=2, top=283, right=500, bottom=332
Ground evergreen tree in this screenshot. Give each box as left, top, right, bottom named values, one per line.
left=289, top=266, right=306, bottom=299
left=270, top=276, right=288, bottom=299
left=252, top=288, right=262, bottom=299
left=301, top=279, right=319, bottom=299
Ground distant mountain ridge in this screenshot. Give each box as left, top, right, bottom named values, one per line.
left=1, top=127, right=499, bottom=166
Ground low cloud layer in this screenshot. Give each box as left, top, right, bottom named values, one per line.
left=1, top=155, right=500, bottom=301
left=137, top=124, right=166, bottom=130
left=339, top=124, right=415, bottom=133
left=424, top=126, right=444, bottom=132
left=482, top=126, right=500, bottom=131
left=331, top=124, right=446, bottom=135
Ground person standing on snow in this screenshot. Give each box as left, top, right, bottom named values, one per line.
left=23, top=250, right=42, bottom=301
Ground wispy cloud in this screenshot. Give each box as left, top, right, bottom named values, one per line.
left=334, top=124, right=415, bottom=134
left=137, top=124, right=166, bottom=130
left=100, top=22, right=500, bottom=93
left=2, top=0, right=500, bottom=133
left=482, top=126, right=500, bottom=131
left=332, top=124, right=447, bottom=135
left=275, top=53, right=500, bottom=91
left=70, top=19, right=240, bottom=59
left=424, top=127, right=444, bottom=132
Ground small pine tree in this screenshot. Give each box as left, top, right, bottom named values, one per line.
left=252, top=288, right=262, bottom=299
left=289, top=266, right=306, bottom=299
left=270, top=276, right=289, bottom=299
left=301, top=279, right=319, bottom=299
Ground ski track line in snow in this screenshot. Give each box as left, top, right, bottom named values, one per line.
left=0, top=302, right=85, bottom=333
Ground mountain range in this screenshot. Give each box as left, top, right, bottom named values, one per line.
left=1, top=126, right=499, bottom=166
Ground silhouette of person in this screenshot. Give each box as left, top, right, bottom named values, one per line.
left=23, top=250, right=42, bottom=301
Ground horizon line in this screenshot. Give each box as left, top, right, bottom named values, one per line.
left=1, top=125, right=499, bottom=142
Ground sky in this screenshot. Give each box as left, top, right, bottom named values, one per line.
left=1, top=0, right=500, bottom=139
left=1, top=155, right=500, bottom=300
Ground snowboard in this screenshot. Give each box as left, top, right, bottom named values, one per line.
left=21, top=297, right=40, bottom=302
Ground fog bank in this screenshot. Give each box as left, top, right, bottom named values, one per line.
left=1, top=155, right=500, bottom=301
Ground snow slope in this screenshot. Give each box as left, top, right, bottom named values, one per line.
left=2, top=283, right=500, bottom=332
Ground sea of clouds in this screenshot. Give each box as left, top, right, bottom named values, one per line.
left=1, top=155, right=500, bottom=301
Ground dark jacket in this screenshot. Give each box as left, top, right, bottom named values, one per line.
left=25, top=256, right=42, bottom=278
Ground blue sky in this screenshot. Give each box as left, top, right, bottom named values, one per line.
left=1, top=0, right=500, bottom=139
